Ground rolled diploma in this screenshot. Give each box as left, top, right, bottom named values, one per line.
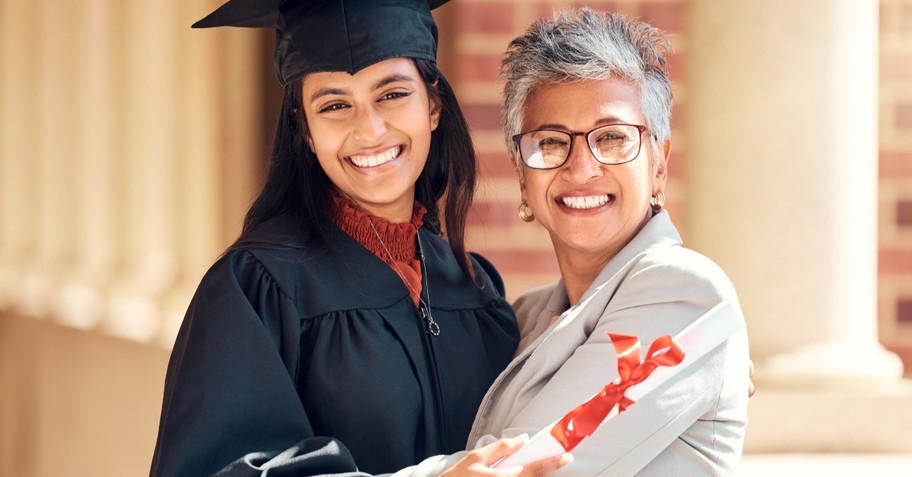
left=493, top=301, right=743, bottom=468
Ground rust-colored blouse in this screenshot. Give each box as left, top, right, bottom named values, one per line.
left=334, top=196, right=425, bottom=306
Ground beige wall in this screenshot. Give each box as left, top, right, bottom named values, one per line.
left=0, top=315, right=169, bottom=476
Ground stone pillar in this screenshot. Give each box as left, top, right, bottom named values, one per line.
left=0, top=1, right=38, bottom=311
left=20, top=0, right=82, bottom=318
left=686, top=0, right=911, bottom=452
left=104, top=0, right=183, bottom=342
left=0, top=0, right=265, bottom=473
left=54, top=0, right=121, bottom=330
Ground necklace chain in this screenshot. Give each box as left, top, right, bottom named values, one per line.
left=367, top=217, right=440, bottom=336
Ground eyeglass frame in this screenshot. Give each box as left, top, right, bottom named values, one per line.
left=511, top=123, right=650, bottom=170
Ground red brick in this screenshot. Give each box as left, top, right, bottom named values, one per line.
left=571, top=1, right=622, bottom=13
left=667, top=51, right=687, bottom=84
left=880, top=3, right=889, bottom=34
left=897, top=103, right=912, bottom=129
left=901, top=5, right=912, bottom=34
left=455, top=2, right=515, bottom=34
left=666, top=150, right=685, bottom=179
left=899, top=298, right=912, bottom=324
left=463, top=102, right=504, bottom=131
left=880, top=52, right=912, bottom=82
left=878, top=2, right=897, bottom=35
left=458, top=53, right=505, bottom=83
left=879, top=151, right=912, bottom=177
left=670, top=102, right=685, bottom=131
left=468, top=200, right=515, bottom=227
left=641, top=1, right=686, bottom=33
left=481, top=249, right=561, bottom=275
left=536, top=3, right=556, bottom=20
left=879, top=248, right=912, bottom=275
left=898, top=201, right=912, bottom=227
left=477, top=150, right=518, bottom=179
left=537, top=2, right=624, bottom=21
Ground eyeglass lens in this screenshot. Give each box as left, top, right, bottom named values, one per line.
left=518, top=124, right=641, bottom=169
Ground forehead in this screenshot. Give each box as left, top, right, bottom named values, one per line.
left=522, top=77, right=644, bottom=129
left=302, top=57, right=421, bottom=93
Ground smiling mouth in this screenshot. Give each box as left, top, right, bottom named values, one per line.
left=560, top=194, right=613, bottom=209
left=348, top=146, right=402, bottom=168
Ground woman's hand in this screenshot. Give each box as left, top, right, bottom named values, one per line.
left=441, top=435, right=573, bottom=477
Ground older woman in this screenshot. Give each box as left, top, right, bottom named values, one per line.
left=452, top=8, right=750, bottom=477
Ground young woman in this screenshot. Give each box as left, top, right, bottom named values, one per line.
left=149, top=1, right=568, bottom=476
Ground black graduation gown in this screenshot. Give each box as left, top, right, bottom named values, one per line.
left=150, top=217, right=519, bottom=476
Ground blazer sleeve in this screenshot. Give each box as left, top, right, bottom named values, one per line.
left=150, top=250, right=367, bottom=477
left=482, top=249, right=750, bottom=477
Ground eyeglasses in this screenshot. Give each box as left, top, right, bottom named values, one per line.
left=512, top=124, right=649, bottom=169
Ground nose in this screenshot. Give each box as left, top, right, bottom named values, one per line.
left=561, top=136, right=603, bottom=184
left=352, top=104, right=387, bottom=144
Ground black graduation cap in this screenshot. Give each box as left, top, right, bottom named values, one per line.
left=193, top=0, right=451, bottom=86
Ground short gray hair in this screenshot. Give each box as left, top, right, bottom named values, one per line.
left=501, top=8, right=673, bottom=169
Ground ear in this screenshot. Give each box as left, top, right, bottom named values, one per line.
left=653, top=139, right=671, bottom=191
left=429, top=101, right=441, bottom=132
left=428, top=78, right=442, bottom=131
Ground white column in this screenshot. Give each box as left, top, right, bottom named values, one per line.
left=0, top=1, right=38, bottom=310
left=686, top=0, right=912, bottom=453
left=105, top=0, right=182, bottom=342
left=54, top=0, right=121, bottom=330
left=18, top=0, right=81, bottom=317
left=686, top=0, right=901, bottom=385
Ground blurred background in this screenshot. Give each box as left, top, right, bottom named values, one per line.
left=1, top=0, right=911, bottom=475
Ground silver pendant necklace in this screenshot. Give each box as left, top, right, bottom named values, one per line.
left=367, top=217, right=441, bottom=336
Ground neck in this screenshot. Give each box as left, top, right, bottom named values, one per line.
left=340, top=191, right=416, bottom=223
left=556, top=208, right=655, bottom=305
left=555, top=249, right=614, bottom=306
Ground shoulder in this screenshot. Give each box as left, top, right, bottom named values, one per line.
left=512, top=282, right=562, bottom=342
left=623, top=245, right=740, bottom=308
left=468, top=251, right=506, bottom=297
left=513, top=283, right=560, bottom=317
left=194, top=248, right=296, bottom=307
left=585, top=243, right=744, bottom=342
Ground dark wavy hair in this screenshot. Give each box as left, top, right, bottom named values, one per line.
left=230, top=58, right=477, bottom=276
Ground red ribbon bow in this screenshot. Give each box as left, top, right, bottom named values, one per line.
left=550, top=333, right=685, bottom=451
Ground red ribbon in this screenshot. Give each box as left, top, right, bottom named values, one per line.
left=550, top=333, right=685, bottom=451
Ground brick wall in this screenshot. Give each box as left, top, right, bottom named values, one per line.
left=879, top=0, right=912, bottom=373
left=437, top=0, right=688, bottom=299
left=441, top=0, right=912, bottom=373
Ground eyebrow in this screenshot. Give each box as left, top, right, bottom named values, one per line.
left=309, top=87, right=349, bottom=103
left=535, top=116, right=631, bottom=130
left=308, top=73, right=417, bottom=104
left=373, top=73, right=417, bottom=90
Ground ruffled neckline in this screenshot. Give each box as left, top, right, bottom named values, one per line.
left=333, top=196, right=427, bottom=261
left=333, top=195, right=427, bottom=306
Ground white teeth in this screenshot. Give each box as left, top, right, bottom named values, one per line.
left=561, top=195, right=611, bottom=209
left=349, top=146, right=401, bottom=168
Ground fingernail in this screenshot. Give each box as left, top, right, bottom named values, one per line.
left=560, top=453, right=574, bottom=465
left=515, top=433, right=529, bottom=443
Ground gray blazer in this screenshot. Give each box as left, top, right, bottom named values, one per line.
left=390, top=211, right=749, bottom=477
left=467, top=210, right=750, bottom=476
